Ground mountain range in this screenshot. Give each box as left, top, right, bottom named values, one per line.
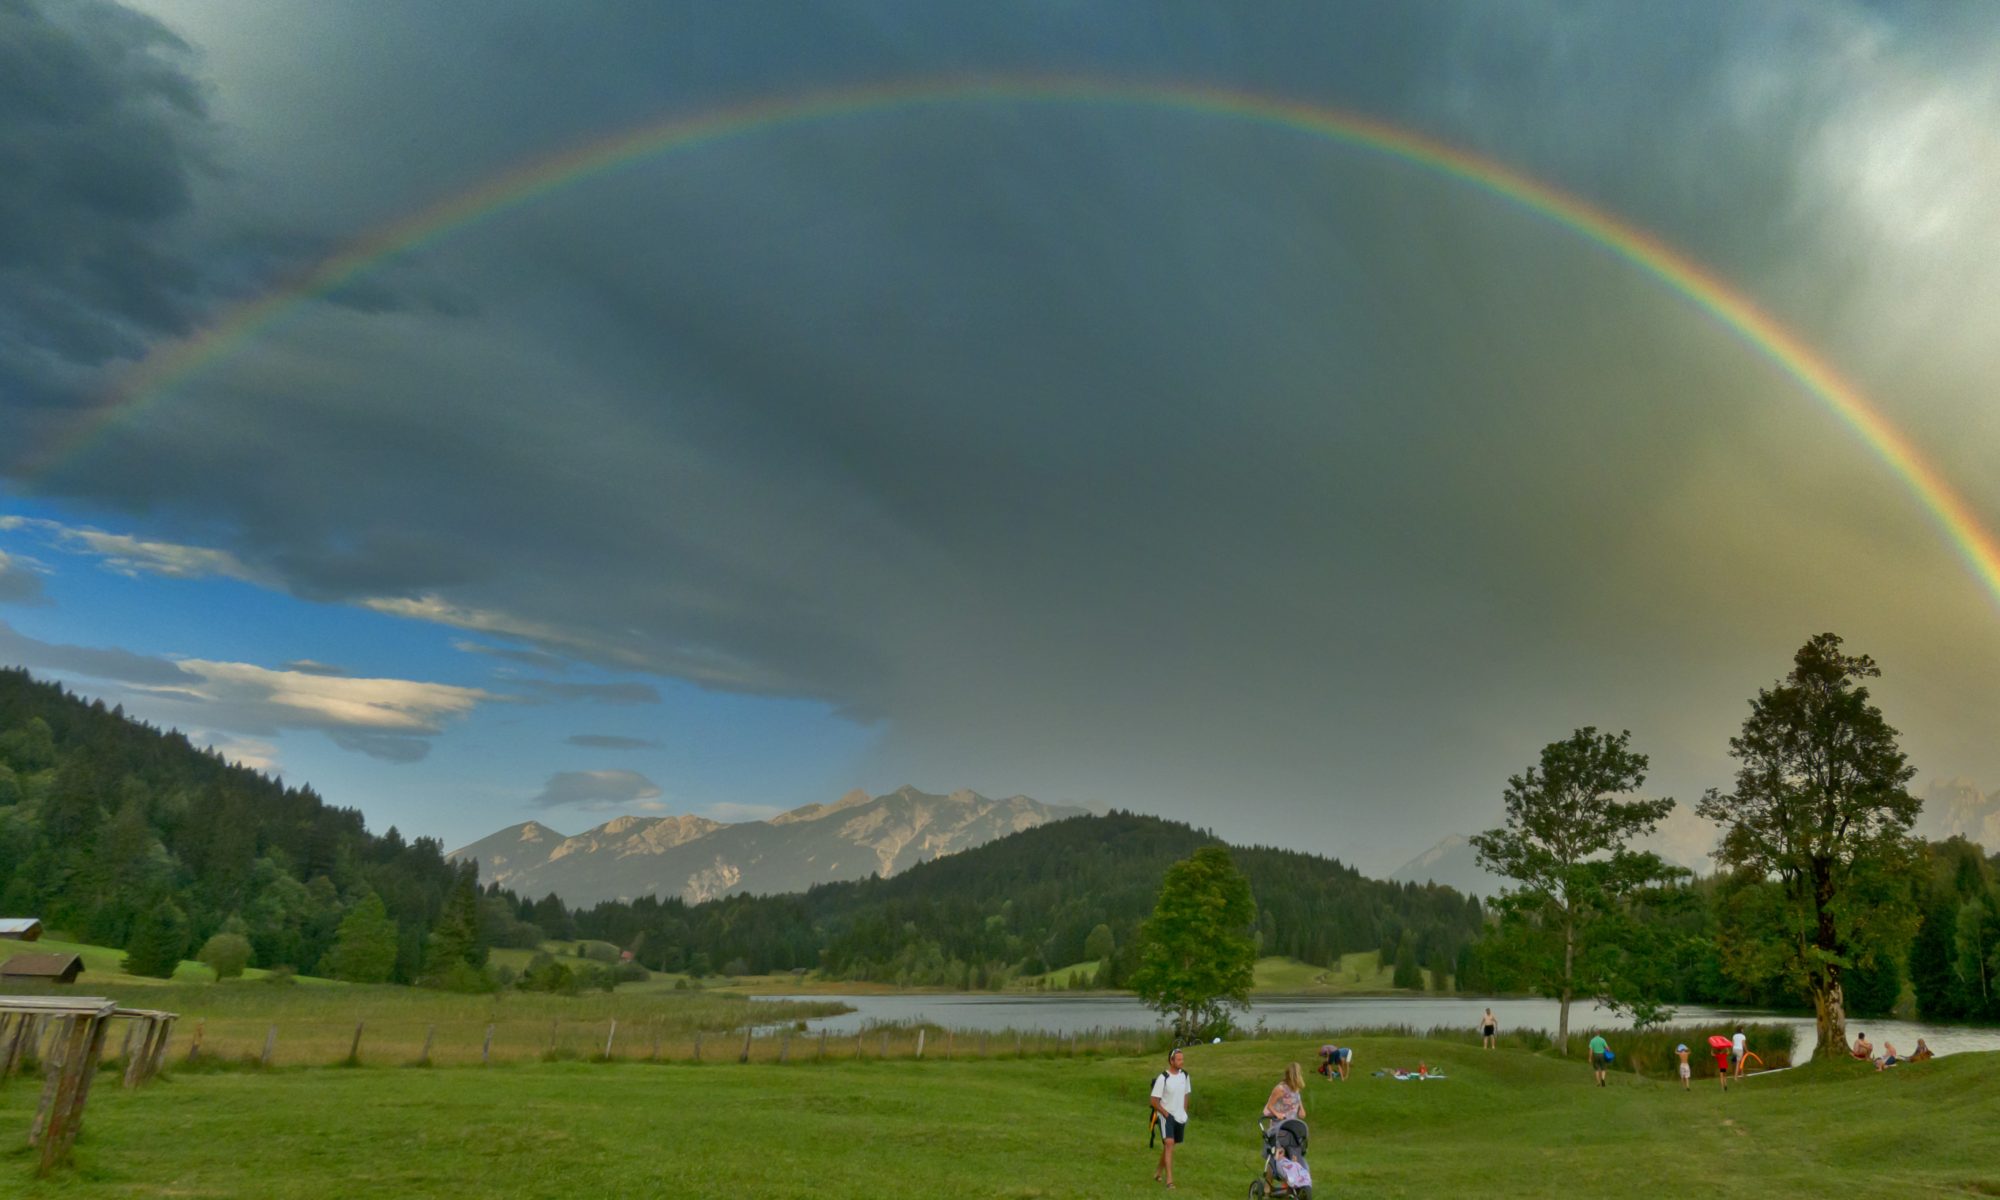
left=448, top=785, right=1088, bottom=907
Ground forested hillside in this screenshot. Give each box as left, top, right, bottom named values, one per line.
left=558, top=811, right=1487, bottom=986
left=0, top=668, right=486, bottom=982
left=0, top=667, right=1484, bottom=991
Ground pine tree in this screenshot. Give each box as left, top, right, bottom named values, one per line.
left=328, top=891, right=399, bottom=983
left=122, top=901, right=190, bottom=979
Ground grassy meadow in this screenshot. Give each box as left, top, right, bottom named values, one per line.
left=3, top=1030, right=1991, bottom=1197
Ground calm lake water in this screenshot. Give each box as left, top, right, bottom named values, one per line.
left=771, top=993, right=2000, bottom=1063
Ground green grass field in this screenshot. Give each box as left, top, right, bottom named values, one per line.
left=6, top=1031, right=1987, bottom=1197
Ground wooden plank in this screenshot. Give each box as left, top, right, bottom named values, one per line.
left=60, top=1013, right=112, bottom=1143
left=186, top=1018, right=205, bottom=1063
left=262, top=1025, right=278, bottom=1068
left=29, top=1016, right=73, bottom=1147
left=147, top=1016, right=177, bottom=1082
left=483, top=1024, right=494, bottom=1066
left=602, top=1020, right=615, bottom=1061
left=738, top=1027, right=752, bottom=1063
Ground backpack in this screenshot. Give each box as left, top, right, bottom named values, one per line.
left=1147, top=1071, right=1190, bottom=1146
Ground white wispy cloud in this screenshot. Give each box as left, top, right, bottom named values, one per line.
left=2, top=516, right=266, bottom=583
left=0, top=621, right=496, bottom=762
left=530, top=769, right=664, bottom=811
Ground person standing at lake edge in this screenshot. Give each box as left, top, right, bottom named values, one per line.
left=1480, top=1007, right=1498, bottom=1050
left=1731, top=1026, right=1748, bottom=1078
left=1149, top=1048, right=1191, bottom=1189
left=1588, top=1033, right=1610, bottom=1087
left=1675, top=1043, right=1692, bottom=1091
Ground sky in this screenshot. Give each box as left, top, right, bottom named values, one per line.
left=2, top=0, right=1998, bottom=873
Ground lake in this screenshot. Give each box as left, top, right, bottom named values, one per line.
left=769, top=992, right=2000, bottom=1063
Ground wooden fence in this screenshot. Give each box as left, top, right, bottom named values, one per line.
left=0, top=997, right=177, bottom=1175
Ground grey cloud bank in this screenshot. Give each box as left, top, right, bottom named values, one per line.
left=5, top=0, right=1999, bottom=865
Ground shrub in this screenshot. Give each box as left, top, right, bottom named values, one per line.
left=262, top=964, right=298, bottom=986
left=197, top=932, right=253, bottom=980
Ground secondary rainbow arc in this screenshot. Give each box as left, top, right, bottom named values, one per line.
left=41, top=77, right=2000, bottom=612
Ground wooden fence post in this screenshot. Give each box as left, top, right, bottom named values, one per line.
left=1015, top=1032, right=1023, bottom=1058
left=979, top=1032, right=987, bottom=1058
left=57, top=1014, right=112, bottom=1151
left=482, top=1024, right=495, bottom=1066
left=779, top=1031, right=790, bottom=1063
left=880, top=1031, right=890, bottom=1059
left=262, top=1026, right=277, bottom=1068
left=855, top=1033, right=864, bottom=1059
left=346, top=1020, right=364, bottom=1065
left=915, top=1029, right=926, bottom=1059
left=818, top=1029, right=827, bottom=1060
left=548, top=1019, right=560, bottom=1054
left=739, top=1028, right=752, bottom=1063
left=148, top=1017, right=175, bottom=1081
left=693, top=1031, right=702, bottom=1062
left=945, top=1031, right=953, bottom=1060
left=186, top=1018, right=205, bottom=1063
left=603, top=1020, right=617, bottom=1061
left=650, top=1025, right=661, bottom=1062
left=421, top=1025, right=436, bottom=1066
left=29, top=1016, right=74, bottom=1146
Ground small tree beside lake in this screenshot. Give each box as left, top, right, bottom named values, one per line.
left=1472, top=727, right=1681, bottom=1054
left=1129, top=846, right=1256, bottom=1042
left=1697, top=633, right=1921, bottom=1057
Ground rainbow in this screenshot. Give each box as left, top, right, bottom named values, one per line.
left=42, top=77, right=2000, bottom=610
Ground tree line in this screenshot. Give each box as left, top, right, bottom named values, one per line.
left=1463, top=633, right=2000, bottom=1056
left=0, top=667, right=1485, bottom=991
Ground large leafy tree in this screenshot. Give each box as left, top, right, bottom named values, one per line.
left=1697, top=633, right=1921, bottom=1056
left=1129, top=846, right=1256, bottom=1041
left=1471, top=727, right=1679, bottom=1052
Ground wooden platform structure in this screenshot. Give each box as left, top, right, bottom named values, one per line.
left=0, top=997, right=177, bottom=1174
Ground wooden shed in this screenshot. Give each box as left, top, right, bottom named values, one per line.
left=0, top=954, right=84, bottom=985
left=0, top=918, right=43, bottom=941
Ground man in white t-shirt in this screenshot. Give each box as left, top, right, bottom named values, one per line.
left=1150, top=1048, right=1192, bottom=1188
left=1731, top=1027, right=1748, bottom=1078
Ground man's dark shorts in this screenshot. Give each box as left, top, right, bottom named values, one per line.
left=1590, top=1052, right=1609, bottom=1069
left=1159, top=1116, right=1187, bottom=1143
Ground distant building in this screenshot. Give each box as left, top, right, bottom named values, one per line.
left=0, top=953, right=84, bottom=985
left=0, top=918, right=43, bottom=941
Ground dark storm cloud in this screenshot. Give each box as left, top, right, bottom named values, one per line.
left=18, top=0, right=2000, bottom=861
left=0, top=0, right=207, bottom=382
left=566, top=734, right=661, bottom=750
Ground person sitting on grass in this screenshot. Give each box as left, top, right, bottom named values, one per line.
left=1852, top=1033, right=1874, bottom=1062
left=1909, top=1038, right=1934, bottom=1062
left=1588, top=1034, right=1611, bottom=1087
left=1879, top=1041, right=1900, bottom=1069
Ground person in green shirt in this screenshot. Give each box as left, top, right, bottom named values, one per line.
left=1587, top=1035, right=1611, bottom=1087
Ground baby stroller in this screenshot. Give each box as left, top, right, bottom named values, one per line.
left=1248, top=1116, right=1312, bottom=1199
